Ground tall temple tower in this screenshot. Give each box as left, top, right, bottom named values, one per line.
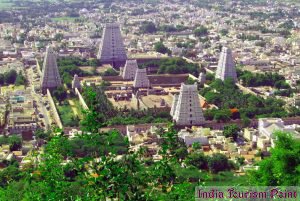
left=72, top=74, right=81, bottom=91
left=198, top=72, right=206, bottom=85
left=122, top=60, right=138, bottom=80
left=40, top=46, right=62, bottom=94
left=215, top=47, right=237, bottom=82
left=97, top=23, right=127, bottom=68
left=171, top=83, right=205, bottom=126
left=133, top=68, right=150, bottom=88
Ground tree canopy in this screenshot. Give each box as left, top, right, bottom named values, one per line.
left=154, top=42, right=171, bottom=55
left=249, top=131, right=300, bottom=186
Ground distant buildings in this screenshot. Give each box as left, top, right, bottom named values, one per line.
left=178, top=127, right=209, bottom=146
left=97, top=23, right=127, bottom=68
left=7, top=99, right=37, bottom=135
left=171, top=83, right=205, bottom=126
left=40, top=46, right=62, bottom=94
left=216, top=47, right=237, bottom=82
left=243, top=118, right=300, bottom=150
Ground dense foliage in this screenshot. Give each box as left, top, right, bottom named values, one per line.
left=249, top=131, right=300, bottom=186
left=223, top=124, right=240, bottom=140
left=193, top=26, right=208, bottom=37
left=140, top=21, right=157, bottom=33
left=0, top=135, right=22, bottom=152
left=140, top=57, right=201, bottom=76
left=57, top=57, right=99, bottom=88
left=154, top=42, right=171, bottom=55
left=238, top=70, right=293, bottom=97
left=101, top=68, right=119, bottom=76
left=81, top=85, right=171, bottom=132
left=238, top=70, right=289, bottom=89
left=0, top=124, right=245, bottom=200
left=201, top=78, right=288, bottom=120
left=0, top=70, right=27, bottom=86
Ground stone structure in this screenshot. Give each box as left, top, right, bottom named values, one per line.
left=72, top=74, right=81, bottom=90
left=216, top=47, right=237, bottom=82
left=171, top=83, right=205, bottom=126
left=133, top=68, right=150, bottom=88
left=198, top=72, right=206, bottom=85
left=97, top=23, right=127, bottom=68
left=122, top=60, right=138, bottom=80
left=47, top=89, right=63, bottom=129
left=170, top=94, right=178, bottom=117
left=41, top=46, right=62, bottom=93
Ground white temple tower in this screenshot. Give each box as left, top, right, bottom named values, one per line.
left=122, top=60, right=138, bottom=80
left=171, top=83, right=205, bottom=126
left=133, top=68, right=150, bottom=88
left=97, top=23, right=127, bottom=68
left=215, top=47, right=237, bottom=82
left=41, top=46, right=62, bottom=94
left=72, top=74, right=81, bottom=90
left=198, top=72, right=206, bottom=85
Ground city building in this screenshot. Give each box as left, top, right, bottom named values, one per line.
left=178, top=127, right=210, bottom=146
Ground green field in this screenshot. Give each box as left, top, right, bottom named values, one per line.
left=0, top=1, right=14, bottom=10
left=57, top=99, right=82, bottom=127
left=51, top=17, right=79, bottom=22
left=173, top=163, right=249, bottom=186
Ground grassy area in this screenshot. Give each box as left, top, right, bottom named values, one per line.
left=0, top=1, right=14, bottom=10
left=51, top=17, right=79, bottom=22
left=57, top=101, right=80, bottom=127
left=70, top=98, right=84, bottom=118
left=1, top=85, right=25, bottom=94
left=173, top=163, right=249, bottom=186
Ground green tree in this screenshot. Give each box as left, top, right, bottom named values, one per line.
left=4, top=70, right=17, bottom=84
left=102, top=68, right=119, bottom=76
left=220, top=29, right=228, bottom=36
left=34, top=129, right=51, bottom=141
left=14, top=73, right=27, bottom=86
left=140, top=21, right=157, bottom=33
left=8, top=135, right=22, bottom=151
left=185, top=152, right=208, bottom=170
left=194, top=26, right=208, bottom=37
left=52, top=86, right=67, bottom=102
left=174, top=147, right=188, bottom=161
left=249, top=131, right=300, bottom=186
left=208, top=153, right=232, bottom=173
left=214, top=109, right=231, bottom=122
left=223, top=124, right=240, bottom=140
left=54, top=33, right=64, bottom=41
left=154, top=42, right=171, bottom=55
left=0, top=74, right=4, bottom=85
